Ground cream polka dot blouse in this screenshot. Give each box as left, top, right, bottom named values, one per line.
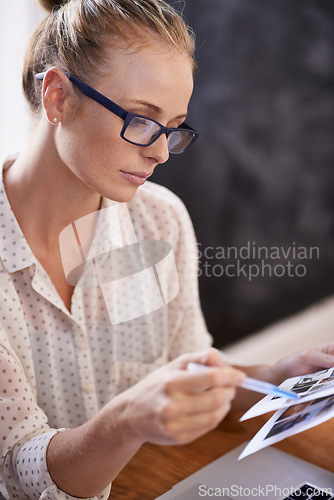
left=0, top=159, right=212, bottom=499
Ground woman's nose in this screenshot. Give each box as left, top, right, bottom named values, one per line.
left=143, top=134, right=170, bottom=164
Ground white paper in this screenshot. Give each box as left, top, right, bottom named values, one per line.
left=240, top=367, right=334, bottom=421
left=239, top=393, right=334, bottom=459
left=238, top=367, right=334, bottom=459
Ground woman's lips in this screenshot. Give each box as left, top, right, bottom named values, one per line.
left=120, top=170, right=152, bottom=186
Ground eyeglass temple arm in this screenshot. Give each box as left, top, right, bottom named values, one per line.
left=36, top=70, right=128, bottom=120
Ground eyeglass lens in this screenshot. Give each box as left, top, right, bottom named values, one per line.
left=123, top=116, right=195, bottom=154
left=125, top=117, right=160, bottom=145
left=168, top=130, right=194, bottom=154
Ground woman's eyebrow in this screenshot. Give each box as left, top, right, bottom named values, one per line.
left=126, top=99, right=188, bottom=120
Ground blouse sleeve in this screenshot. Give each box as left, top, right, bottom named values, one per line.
left=0, top=342, right=110, bottom=500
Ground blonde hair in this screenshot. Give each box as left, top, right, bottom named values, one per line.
left=23, top=0, right=196, bottom=113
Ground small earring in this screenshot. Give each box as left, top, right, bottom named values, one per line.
left=52, top=118, right=58, bottom=124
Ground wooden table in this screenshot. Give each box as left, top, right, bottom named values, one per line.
left=109, top=411, right=333, bottom=499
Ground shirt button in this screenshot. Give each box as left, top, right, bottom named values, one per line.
left=78, top=340, right=89, bottom=350
left=84, top=384, right=95, bottom=394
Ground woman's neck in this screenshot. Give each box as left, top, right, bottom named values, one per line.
left=3, top=123, right=102, bottom=253
left=3, top=123, right=104, bottom=312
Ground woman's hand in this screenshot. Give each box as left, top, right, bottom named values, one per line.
left=250, top=342, right=334, bottom=386
left=103, top=348, right=246, bottom=448
left=270, top=341, right=334, bottom=383
left=48, top=348, right=245, bottom=497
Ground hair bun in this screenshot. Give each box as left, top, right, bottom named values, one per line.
left=38, top=0, right=68, bottom=12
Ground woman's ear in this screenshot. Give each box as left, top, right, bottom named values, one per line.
left=42, top=67, right=70, bottom=126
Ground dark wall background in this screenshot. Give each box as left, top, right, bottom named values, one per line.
left=151, top=0, right=334, bottom=348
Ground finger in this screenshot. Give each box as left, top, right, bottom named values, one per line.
left=163, top=399, right=233, bottom=443
left=170, top=348, right=227, bottom=371
left=320, top=342, right=334, bottom=356
left=302, top=348, right=334, bottom=370
left=176, top=386, right=237, bottom=416
left=166, top=365, right=246, bottom=394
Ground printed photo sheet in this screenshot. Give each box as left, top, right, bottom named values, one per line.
left=240, top=367, right=334, bottom=421
left=238, top=367, right=334, bottom=459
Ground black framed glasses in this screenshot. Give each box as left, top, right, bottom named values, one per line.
left=36, top=70, right=199, bottom=154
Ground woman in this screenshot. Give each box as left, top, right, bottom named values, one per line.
left=1, top=0, right=333, bottom=498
